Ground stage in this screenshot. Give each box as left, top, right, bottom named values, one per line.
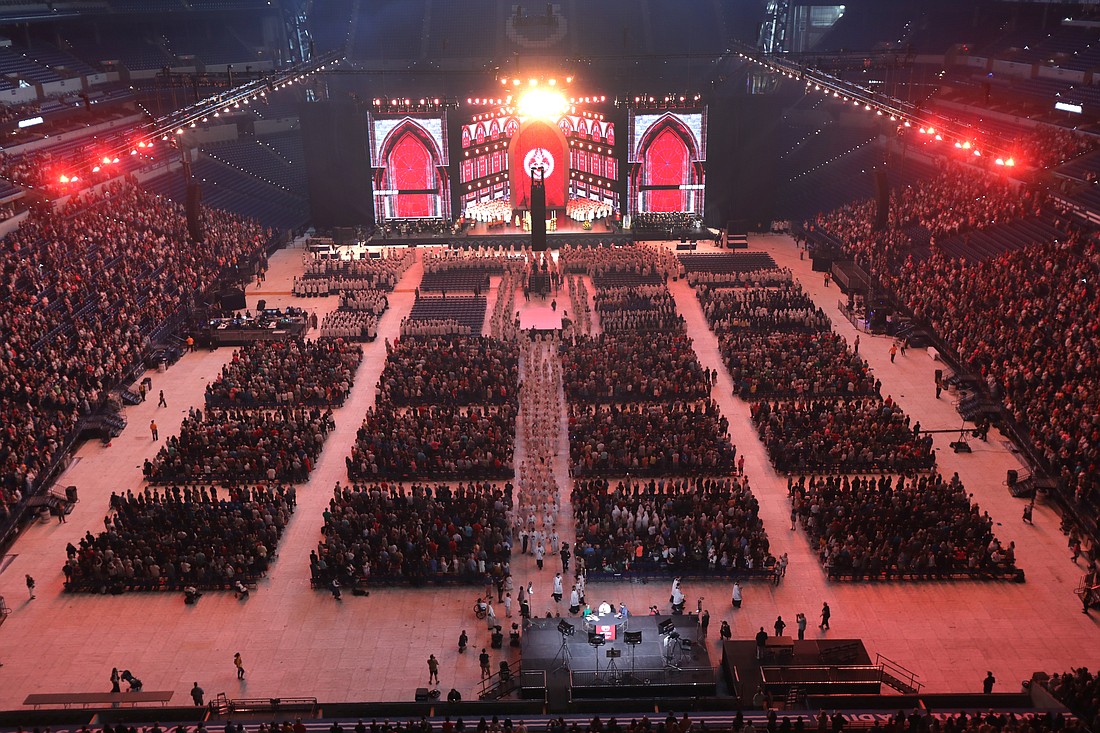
left=521, top=614, right=716, bottom=707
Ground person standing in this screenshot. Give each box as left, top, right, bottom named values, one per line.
left=157, top=390, right=167, bottom=408
left=568, top=585, right=580, bottom=615
left=150, top=420, right=159, bottom=441
left=458, top=630, right=468, bottom=653
left=755, top=627, right=769, bottom=659
left=731, top=582, right=742, bottom=608
left=796, top=613, right=807, bottom=641
left=983, top=671, right=996, bottom=694
left=479, top=648, right=491, bottom=679
left=504, top=593, right=513, bottom=618
left=535, top=544, right=545, bottom=571
left=191, top=682, right=205, bottom=706
left=700, top=609, right=710, bottom=639
left=25, top=574, right=35, bottom=600
left=485, top=600, right=498, bottom=631
left=853, top=334, right=860, bottom=354
left=774, top=616, right=786, bottom=637
left=427, top=654, right=440, bottom=685
left=889, top=343, right=898, bottom=363
left=560, top=542, right=571, bottom=573
left=552, top=573, right=564, bottom=603
left=819, top=602, right=831, bottom=630
left=234, top=652, right=245, bottom=679
left=110, top=668, right=121, bottom=692
left=720, top=620, right=732, bottom=641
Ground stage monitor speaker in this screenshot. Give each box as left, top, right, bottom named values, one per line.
left=186, top=182, right=205, bottom=242
left=873, top=169, right=889, bottom=231
left=220, top=287, right=246, bottom=312
left=530, top=169, right=547, bottom=251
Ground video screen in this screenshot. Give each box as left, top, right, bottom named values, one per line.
left=368, top=112, right=450, bottom=220
left=628, top=108, right=706, bottom=215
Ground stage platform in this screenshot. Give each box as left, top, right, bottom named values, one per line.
left=521, top=614, right=716, bottom=709
left=373, top=219, right=633, bottom=249
left=720, top=638, right=874, bottom=703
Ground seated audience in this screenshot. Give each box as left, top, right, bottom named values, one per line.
left=145, top=407, right=332, bottom=484
left=377, top=336, right=519, bottom=407
left=64, top=484, right=294, bottom=591
left=572, top=476, right=772, bottom=574
left=205, top=339, right=363, bottom=407
left=348, top=404, right=515, bottom=479
left=790, top=473, right=1016, bottom=579
left=0, top=181, right=267, bottom=517
left=721, top=331, right=879, bottom=399
left=562, top=332, right=709, bottom=402
left=313, top=480, right=511, bottom=585
left=569, top=400, right=735, bottom=476
left=751, top=398, right=935, bottom=473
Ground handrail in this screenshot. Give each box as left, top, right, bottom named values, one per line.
left=876, top=654, right=922, bottom=693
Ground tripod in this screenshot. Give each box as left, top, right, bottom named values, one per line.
left=551, top=631, right=573, bottom=673
left=604, top=648, right=623, bottom=684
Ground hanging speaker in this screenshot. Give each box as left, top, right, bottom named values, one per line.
left=186, top=182, right=205, bottom=242
left=873, top=169, right=889, bottom=231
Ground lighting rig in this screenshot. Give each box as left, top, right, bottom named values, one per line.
left=52, top=51, right=342, bottom=187
left=735, top=44, right=1022, bottom=168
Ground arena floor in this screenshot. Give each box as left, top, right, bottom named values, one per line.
left=0, top=234, right=1094, bottom=710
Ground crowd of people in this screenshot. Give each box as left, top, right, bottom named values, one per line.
left=572, top=476, right=773, bottom=574
left=720, top=330, right=879, bottom=400
left=562, top=332, right=710, bottom=402
left=463, top=199, right=513, bottom=223
left=684, top=267, right=794, bottom=288
left=559, top=243, right=678, bottom=280
left=377, top=336, right=519, bottom=407
left=593, top=285, right=686, bottom=332
left=348, top=404, right=515, bottom=479
left=313, top=481, right=511, bottom=586
left=400, top=318, right=475, bottom=337
left=422, top=246, right=528, bottom=276
left=789, top=472, right=1016, bottom=579
left=318, top=310, right=380, bottom=341
left=886, top=234, right=1099, bottom=513
left=807, top=155, right=1097, bottom=514
left=633, top=212, right=700, bottom=231
left=697, top=283, right=831, bottom=333
left=1044, top=667, right=1100, bottom=732
left=566, top=197, right=615, bottom=222
left=566, top=275, right=593, bottom=338
left=63, top=484, right=295, bottom=592
left=809, top=162, right=1038, bottom=274
left=751, top=398, right=935, bottom=473
left=568, top=400, right=735, bottom=476
left=0, top=182, right=268, bottom=521
left=295, top=247, right=413, bottom=294
left=204, top=339, right=363, bottom=407
left=144, top=407, right=332, bottom=484
left=514, top=332, right=566, bottom=570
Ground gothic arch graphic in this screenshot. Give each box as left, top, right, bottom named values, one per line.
left=376, top=120, right=449, bottom=219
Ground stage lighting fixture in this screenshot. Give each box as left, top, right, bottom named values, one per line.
left=518, top=88, right=568, bottom=120
left=658, top=619, right=675, bottom=635
left=624, top=631, right=643, bottom=645
left=557, top=620, right=576, bottom=636
left=587, top=632, right=606, bottom=646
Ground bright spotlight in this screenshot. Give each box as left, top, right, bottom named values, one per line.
left=518, top=88, right=568, bottom=120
